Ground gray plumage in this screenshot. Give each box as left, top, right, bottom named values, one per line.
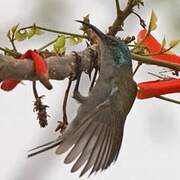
left=28, top=21, right=137, bottom=177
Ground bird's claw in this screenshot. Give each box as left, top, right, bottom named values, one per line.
left=71, top=51, right=82, bottom=80
left=55, top=120, right=68, bottom=134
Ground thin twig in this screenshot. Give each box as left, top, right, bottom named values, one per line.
left=38, top=38, right=58, bottom=52
left=19, top=25, right=88, bottom=39
left=148, top=72, right=167, bottom=80
left=133, top=62, right=142, bottom=76
left=156, top=96, right=180, bottom=105
left=10, top=30, right=18, bottom=52
left=132, top=11, right=146, bottom=28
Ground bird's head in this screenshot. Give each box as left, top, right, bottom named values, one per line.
left=76, top=20, right=132, bottom=66
left=76, top=20, right=124, bottom=46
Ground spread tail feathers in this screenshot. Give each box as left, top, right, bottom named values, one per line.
left=27, top=137, right=63, bottom=158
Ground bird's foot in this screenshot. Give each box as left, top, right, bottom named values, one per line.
left=55, top=120, right=68, bottom=134
left=73, top=90, right=87, bottom=104
left=72, top=51, right=82, bottom=80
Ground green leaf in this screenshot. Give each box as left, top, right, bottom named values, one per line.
left=11, top=24, right=19, bottom=34
left=35, top=28, right=44, bottom=35
left=69, top=36, right=83, bottom=46
left=15, top=30, right=28, bottom=41
left=6, top=24, right=19, bottom=40
left=69, top=36, right=76, bottom=46
left=28, top=27, right=36, bottom=39
left=27, top=25, right=45, bottom=39
left=54, top=46, right=66, bottom=54
left=53, top=35, right=66, bottom=54
left=77, top=37, right=83, bottom=43
left=55, top=35, right=66, bottom=47
left=59, top=47, right=65, bottom=54
left=148, top=10, right=157, bottom=32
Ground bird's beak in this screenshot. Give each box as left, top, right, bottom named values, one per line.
left=76, top=20, right=106, bottom=41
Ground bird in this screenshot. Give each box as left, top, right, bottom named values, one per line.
left=28, top=21, right=137, bottom=177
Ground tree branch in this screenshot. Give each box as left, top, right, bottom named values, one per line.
left=108, top=0, right=144, bottom=36
left=0, top=46, right=180, bottom=84
left=0, top=45, right=99, bottom=82
left=131, top=53, right=180, bottom=71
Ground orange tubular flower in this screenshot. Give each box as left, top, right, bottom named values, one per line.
left=1, top=80, right=21, bottom=91
left=137, top=29, right=180, bottom=64
left=137, top=79, right=180, bottom=99
left=137, top=29, right=180, bottom=99
left=1, top=49, right=52, bottom=91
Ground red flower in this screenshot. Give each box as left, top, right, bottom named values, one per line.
left=137, top=29, right=180, bottom=99
left=1, top=50, right=52, bottom=91
left=138, top=29, right=180, bottom=64
left=1, top=80, right=21, bottom=91
left=137, top=79, right=180, bottom=99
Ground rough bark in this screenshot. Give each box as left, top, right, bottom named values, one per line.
left=0, top=46, right=99, bottom=82
left=0, top=45, right=179, bottom=83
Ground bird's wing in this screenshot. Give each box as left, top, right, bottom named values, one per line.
left=56, top=97, right=126, bottom=177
